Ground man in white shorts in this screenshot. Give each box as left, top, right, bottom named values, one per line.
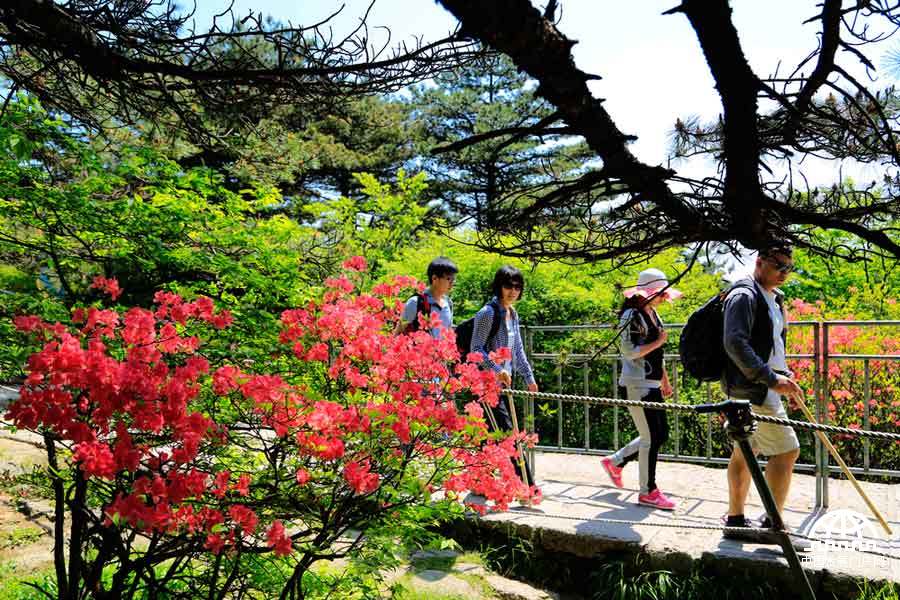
left=720, top=244, right=804, bottom=541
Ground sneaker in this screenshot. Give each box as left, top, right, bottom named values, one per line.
left=722, top=515, right=804, bottom=548
left=637, top=489, right=676, bottom=510
left=601, top=457, right=624, bottom=488
left=757, top=514, right=772, bottom=529
left=723, top=515, right=766, bottom=543
left=752, top=515, right=811, bottom=550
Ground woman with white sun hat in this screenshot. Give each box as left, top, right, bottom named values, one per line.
left=601, top=268, right=682, bottom=510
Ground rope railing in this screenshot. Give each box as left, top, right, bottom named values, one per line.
left=503, top=389, right=900, bottom=442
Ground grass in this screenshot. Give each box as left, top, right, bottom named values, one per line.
left=0, top=561, right=56, bottom=600
left=0, top=526, right=44, bottom=550
left=857, top=581, right=899, bottom=600
left=587, top=562, right=900, bottom=600
left=409, top=550, right=485, bottom=573
left=390, top=571, right=492, bottom=600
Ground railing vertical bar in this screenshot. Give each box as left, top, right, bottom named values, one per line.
left=821, top=323, right=830, bottom=507
left=706, top=382, right=713, bottom=460
left=583, top=363, right=590, bottom=451
left=672, top=361, right=680, bottom=457
left=526, top=328, right=536, bottom=473
left=612, top=360, right=619, bottom=450
left=813, top=322, right=822, bottom=508
left=557, top=364, right=563, bottom=450
left=864, top=359, right=871, bottom=473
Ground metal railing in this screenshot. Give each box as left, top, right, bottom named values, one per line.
left=519, top=320, right=900, bottom=509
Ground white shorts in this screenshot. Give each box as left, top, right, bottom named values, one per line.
left=732, top=394, right=800, bottom=457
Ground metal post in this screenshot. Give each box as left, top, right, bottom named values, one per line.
left=705, top=383, right=713, bottom=460
left=583, top=363, right=590, bottom=451
left=813, top=322, right=822, bottom=508
left=672, top=361, right=680, bottom=457
left=612, top=360, right=619, bottom=450
left=821, top=323, right=830, bottom=507
left=864, top=359, right=871, bottom=473
left=525, top=327, right=535, bottom=472
left=557, top=364, right=563, bottom=450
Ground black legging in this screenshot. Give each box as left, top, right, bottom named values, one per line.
left=616, top=387, right=669, bottom=493
left=485, top=397, right=534, bottom=487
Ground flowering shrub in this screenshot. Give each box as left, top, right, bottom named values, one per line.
left=786, top=299, right=900, bottom=466
left=6, top=263, right=538, bottom=599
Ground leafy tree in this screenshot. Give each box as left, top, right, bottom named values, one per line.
left=786, top=228, right=900, bottom=319
left=7, top=1, right=899, bottom=261
left=410, top=52, right=592, bottom=228
left=0, top=95, right=433, bottom=379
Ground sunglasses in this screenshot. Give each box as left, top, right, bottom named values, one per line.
left=766, top=257, right=795, bottom=274
left=502, top=283, right=523, bottom=291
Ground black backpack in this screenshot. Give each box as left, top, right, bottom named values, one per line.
left=453, top=301, right=502, bottom=360
left=679, top=281, right=757, bottom=382
left=403, top=293, right=435, bottom=334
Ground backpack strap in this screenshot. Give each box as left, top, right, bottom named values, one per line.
left=487, top=300, right=502, bottom=346
left=405, top=293, right=432, bottom=333
left=416, top=293, right=432, bottom=318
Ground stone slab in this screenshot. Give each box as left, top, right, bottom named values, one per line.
left=474, top=452, right=900, bottom=595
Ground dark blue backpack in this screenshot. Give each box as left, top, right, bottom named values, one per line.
left=453, top=300, right=501, bottom=359
left=679, top=281, right=758, bottom=382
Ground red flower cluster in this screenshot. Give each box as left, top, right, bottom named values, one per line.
left=344, top=460, right=379, bottom=495
left=786, top=300, right=900, bottom=450
left=91, top=276, right=122, bottom=301
left=266, top=520, right=293, bottom=556
left=8, top=265, right=541, bottom=568
left=8, top=281, right=247, bottom=544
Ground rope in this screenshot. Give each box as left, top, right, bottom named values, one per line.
left=503, top=389, right=900, bottom=442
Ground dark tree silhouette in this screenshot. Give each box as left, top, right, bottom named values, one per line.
left=0, top=0, right=479, bottom=143
left=434, top=0, right=900, bottom=264
left=2, top=0, right=899, bottom=264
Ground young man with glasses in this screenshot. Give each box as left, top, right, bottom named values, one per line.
left=721, top=243, right=806, bottom=543
left=398, top=257, right=457, bottom=339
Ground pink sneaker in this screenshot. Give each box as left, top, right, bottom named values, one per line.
left=638, top=489, right=676, bottom=510
left=601, top=457, right=623, bottom=488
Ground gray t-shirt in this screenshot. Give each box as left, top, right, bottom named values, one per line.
left=761, top=286, right=787, bottom=404
left=402, top=290, right=453, bottom=339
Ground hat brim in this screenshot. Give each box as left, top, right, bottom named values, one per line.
left=623, top=287, right=683, bottom=301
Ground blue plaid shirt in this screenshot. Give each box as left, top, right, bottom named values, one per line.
left=470, top=298, right=535, bottom=385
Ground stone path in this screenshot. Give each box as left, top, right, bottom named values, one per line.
left=474, top=451, right=900, bottom=596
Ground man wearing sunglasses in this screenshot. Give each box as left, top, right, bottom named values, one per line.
left=721, top=243, right=806, bottom=543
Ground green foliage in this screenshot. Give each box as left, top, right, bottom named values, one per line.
left=857, top=580, right=899, bottom=600
left=786, top=232, right=900, bottom=320
left=0, top=95, right=433, bottom=379
left=409, top=52, right=593, bottom=226
left=0, top=527, right=43, bottom=550
left=589, top=561, right=778, bottom=600
left=305, top=170, right=431, bottom=278
left=0, top=562, right=56, bottom=600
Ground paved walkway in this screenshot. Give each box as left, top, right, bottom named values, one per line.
left=477, top=451, right=900, bottom=593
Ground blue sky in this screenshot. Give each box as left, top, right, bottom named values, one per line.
left=190, top=0, right=895, bottom=186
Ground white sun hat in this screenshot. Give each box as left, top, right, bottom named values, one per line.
left=623, top=268, right=683, bottom=300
